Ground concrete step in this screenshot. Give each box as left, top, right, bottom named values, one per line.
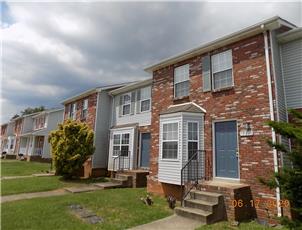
left=115, top=174, right=132, bottom=180
left=184, top=199, right=217, bottom=212
left=175, top=207, right=212, bottom=223
left=190, top=190, right=222, bottom=203
left=93, top=182, right=124, bottom=189
left=111, top=178, right=127, bottom=184
left=65, top=186, right=100, bottom=193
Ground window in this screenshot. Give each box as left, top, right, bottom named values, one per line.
left=122, top=93, right=131, bottom=115
left=211, top=50, right=233, bottom=90
left=82, top=99, right=88, bottom=119
left=174, top=64, right=190, bottom=98
left=140, top=87, right=151, bottom=112
left=113, top=133, right=130, bottom=157
left=34, top=116, right=46, bottom=130
left=188, top=122, right=199, bottom=160
left=70, top=103, right=77, bottom=120
left=162, top=122, right=178, bottom=159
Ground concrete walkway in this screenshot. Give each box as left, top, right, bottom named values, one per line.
left=1, top=189, right=68, bottom=203
left=1, top=173, right=55, bottom=180
left=128, top=214, right=203, bottom=230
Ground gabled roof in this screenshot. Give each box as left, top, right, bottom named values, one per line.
left=144, top=16, right=296, bottom=73
left=109, top=78, right=153, bottom=96
left=60, top=82, right=129, bottom=105
left=160, top=102, right=206, bottom=115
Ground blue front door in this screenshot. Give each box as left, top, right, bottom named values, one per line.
left=140, top=133, right=150, bottom=168
left=215, top=121, right=238, bottom=178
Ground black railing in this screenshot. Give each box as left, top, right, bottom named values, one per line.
left=181, top=150, right=205, bottom=206
left=113, top=150, right=131, bottom=172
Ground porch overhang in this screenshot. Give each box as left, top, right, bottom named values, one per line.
left=160, top=102, right=206, bottom=115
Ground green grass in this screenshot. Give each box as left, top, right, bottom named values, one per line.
left=1, top=176, right=108, bottom=195
left=2, top=188, right=173, bottom=230
left=1, top=160, right=52, bottom=176
left=195, top=221, right=287, bottom=230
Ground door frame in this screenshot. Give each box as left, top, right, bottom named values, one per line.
left=138, top=132, right=150, bottom=169
left=212, top=119, right=240, bottom=181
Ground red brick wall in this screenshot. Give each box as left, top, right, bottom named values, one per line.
left=149, top=33, right=280, bottom=220
left=64, top=93, right=98, bottom=131
left=14, top=119, right=23, bottom=155
left=1, top=124, right=7, bottom=136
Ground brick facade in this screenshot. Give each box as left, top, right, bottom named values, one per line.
left=148, top=33, right=282, bottom=221
left=64, top=92, right=98, bottom=131
left=13, top=119, right=23, bottom=155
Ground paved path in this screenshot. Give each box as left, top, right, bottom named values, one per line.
left=128, top=214, right=203, bottom=230
left=1, top=189, right=68, bottom=203
left=1, top=173, right=55, bottom=180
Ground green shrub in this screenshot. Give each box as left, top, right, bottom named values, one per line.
left=48, top=119, right=95, bottom=179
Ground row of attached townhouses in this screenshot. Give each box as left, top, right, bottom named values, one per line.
left=1, top=16, right=301, bottom=223
left=0, top=108, right=64, bottom=161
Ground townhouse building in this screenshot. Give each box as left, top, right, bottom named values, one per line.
left=144, top=16, right=301, bottom=223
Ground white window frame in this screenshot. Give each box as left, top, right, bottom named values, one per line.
left=121, top=93, right=131, bottom=116
left=161, top=122, right=179, bottom=160
left=70, top=103, right=77, bottom=120
left=82, top=99, right=89, bottom=119
left=174, top=64, right=190, bottom=98
left=211, top=49, right=234, bottom=91
left=112, top=132, right=130, bottom=157
left=140, top=87, right=151, bottom=113
left=187, top=121, right=199, bottom=160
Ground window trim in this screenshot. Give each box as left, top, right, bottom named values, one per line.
left=211, top=50, right=234, bottom=91
left=174, top=64, right=190, bottom=98
left=161, top=121, right=179, bottom=160
left=140, top=98, right=151, bottom=113
left=81, top=99, right=89, bottom=119
left=121, top=93, right=132, bottom=116
left=187, top=121, right=199, bottom=161
left=112, top=132, right=130, bottom=157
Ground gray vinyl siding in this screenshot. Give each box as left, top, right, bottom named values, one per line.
left=93, top=91, right=112, bottom=169
left=271, top=31, right=288, bottom=122
left=22, top=117, right=35, bottom=134
left=280, top=38, right=302, bottom=109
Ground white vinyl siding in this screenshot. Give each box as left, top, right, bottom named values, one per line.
left=211, top=50, right=233, bottom=90
left=174, top=64, right=190, bottom=98
left=140, top=87, right=151, bottom=112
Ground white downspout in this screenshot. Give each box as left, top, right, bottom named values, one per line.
left=263, top=30, right=282, bottom=217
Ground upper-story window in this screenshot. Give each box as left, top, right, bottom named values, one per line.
left=211, top=50, right=233, bottom=90
left=162, top=122, right=178, bottom=159
left=122, top=93, right=131, bottom=116
left=81, top=99, right=88, bottom=119
left=69, top=103, right=77, bottom=120
left=34, top=116, right=46, bottom=130
left=140, top=87, right=151, bottom=112
left=174, top=64, right=190, bottom=98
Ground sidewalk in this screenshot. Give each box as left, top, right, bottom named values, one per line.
left=127, top=214, right=203, bottom=230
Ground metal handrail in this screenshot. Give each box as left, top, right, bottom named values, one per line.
left=181, top=150, right=205, bottom=206
left=113, top=150, right=131, bottom=172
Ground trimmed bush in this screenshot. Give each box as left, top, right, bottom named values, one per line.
left=48, top=120, right=95, bottom=179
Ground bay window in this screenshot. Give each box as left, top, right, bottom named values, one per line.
left=174, top=64, right=190, bottom=98
left=188, top=122, right=199, bottom=159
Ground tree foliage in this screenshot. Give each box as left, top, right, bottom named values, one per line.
left=21, top=106, right=45, bottom=115
left=48, top=119, right=95, bottom=179
left=261, top=109, right=302, bottom=229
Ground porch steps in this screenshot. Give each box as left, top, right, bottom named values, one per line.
left=93, top=182, right=124, bottom=189
left=175, top=190, right=225, bottom=224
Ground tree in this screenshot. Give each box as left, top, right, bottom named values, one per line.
left=48, top=119, right=95, bottom=179
left=261, top=109, right=302, bottom=229
left=11, top=114, right=20, bottom=120
left=21, top=106, right=45, bottom=115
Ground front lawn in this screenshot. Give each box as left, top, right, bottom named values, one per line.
left=2, top=188, right=173, bottom=230
left=1, top=176, right=108, bottom=195
left=1, top=160, right=52, bottom=176
left=196, top=221, right=287, bottom=230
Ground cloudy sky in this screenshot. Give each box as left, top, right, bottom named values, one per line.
left=1, top=1, right=301, bottom=122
